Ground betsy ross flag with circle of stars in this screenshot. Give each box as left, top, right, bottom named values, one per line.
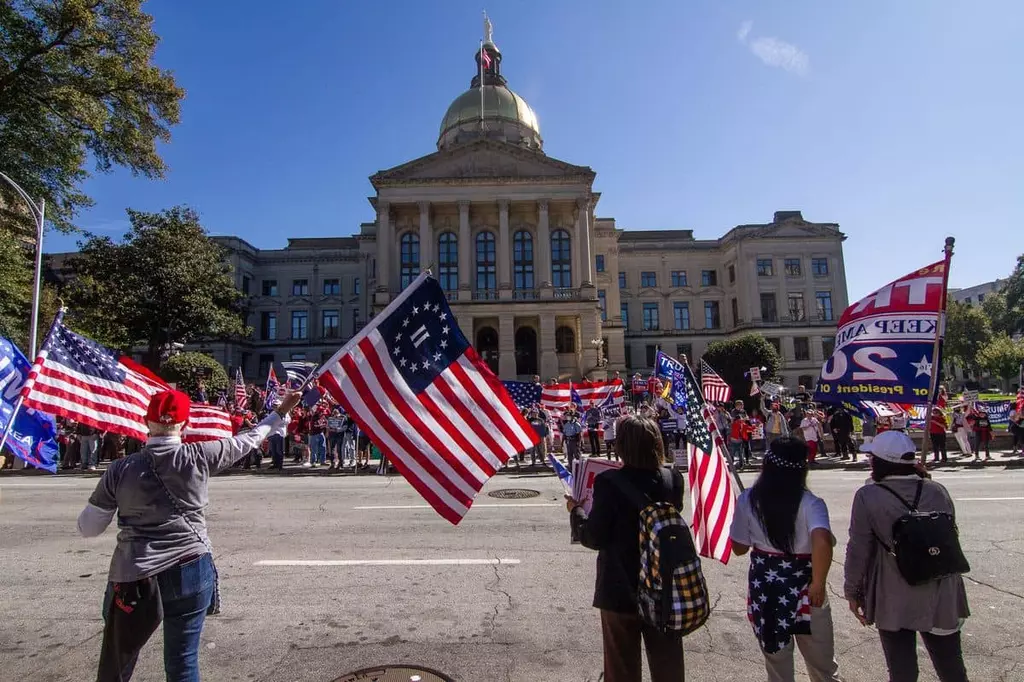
left=316, top=272, right=539, bottom=524
left=679, top=360, right=737, bottom=564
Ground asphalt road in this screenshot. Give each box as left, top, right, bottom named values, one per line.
left=1, top=465, right=1022, bottom=682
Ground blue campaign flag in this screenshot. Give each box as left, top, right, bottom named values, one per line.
left=548, top=451, right=573, bottom=494
left=655, top=350, right=688, bottom=412
left=0, top=338, right=59, bottom=472
left=570, top=383, right=583, bottom=407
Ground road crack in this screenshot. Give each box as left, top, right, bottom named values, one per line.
left=963, top=575, right=1024, bottom=601
left=484, top=556, right=514, bottom=636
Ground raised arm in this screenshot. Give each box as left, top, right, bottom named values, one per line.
left=201, top=392, right=303, bottom=474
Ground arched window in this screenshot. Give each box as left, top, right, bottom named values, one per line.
left=399, top=232, right=420, bottom=290
left=437, top=232, right=458, bottom=292
left=513, top=230, right=534, bottom=297
left=475, top=231, right=496, bottom=297
left=555, top=325, right=576, bottom=354
left=551, top=229, right=572, bottom=289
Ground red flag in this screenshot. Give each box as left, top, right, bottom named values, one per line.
left=315, top=274, right=538, bottom=524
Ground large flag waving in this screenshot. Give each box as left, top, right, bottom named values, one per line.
left=0, top=337, right=59, bottom=472
left=680, top=360, right=736, bottom=564
left=815, top=259, right=947, bottom=406
left=315, top=273, right=538, bottom=524
left=700, top=359, right=732, bottom=404
left=541, top=380, right=624, bottom=411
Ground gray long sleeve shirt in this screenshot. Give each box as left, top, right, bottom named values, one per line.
left=77, top=413, right=288, bottom=582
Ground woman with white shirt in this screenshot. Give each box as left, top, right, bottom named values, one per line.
left=729, top=437, right=841, bottom=682
left=799, top=412, right=824, bottom=463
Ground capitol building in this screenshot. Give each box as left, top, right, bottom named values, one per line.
left=211, top=30, right=850, bottom=388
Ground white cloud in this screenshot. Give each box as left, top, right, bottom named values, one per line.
left=736, top=21, right=809, bottom=77
left=737, top=21, right=752, bottom=43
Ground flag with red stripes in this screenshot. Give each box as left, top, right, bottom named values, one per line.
left=233, top=367, right=247, bottom=406
left=315, top=273, right=539, bottom=524
left=541, top=380, right=624, bottom=411
left=183, top=405, right=234, bottom=442
left=681, top=361, right=736, bottom=564
left=701, top=359, right=732, bottom=404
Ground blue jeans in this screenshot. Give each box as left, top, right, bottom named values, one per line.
left=102, top=554, right=215, bottom=682
left=729, top=440, right=745, bottom=467
left=80, top=435, right=100, bottom=468
left=268, top=434, right=285, bottom=469
left=309, top=433, right=326, bottom=464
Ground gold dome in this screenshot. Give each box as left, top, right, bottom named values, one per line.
left=439, top=85, right=540, bottom=139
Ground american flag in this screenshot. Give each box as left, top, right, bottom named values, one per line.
left=233, top=367, right=247, bottom=406
left=503, top=380, right=542, bottom=408
left=21, top=312, right=231, bottom=442
left=701, top=359, right=732, bottom=404
left=315, top=273, right=538, bottom=524
left=681, top=361, right=736, bottom=564
left=541, top=380, right=624, bottom=411
left=264, top=366, right=283, bottom=411
left=183, top=405, right=234, bottom=442
left=281, top=360, right=316, bottom=387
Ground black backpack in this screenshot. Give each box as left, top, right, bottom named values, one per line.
left=875, top=480, right=971, bottom=586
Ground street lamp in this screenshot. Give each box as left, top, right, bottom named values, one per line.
left=0, top=171, right=46, bottom=356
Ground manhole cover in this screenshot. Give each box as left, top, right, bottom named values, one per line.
left=487, top=488, right=540, bottom=499
left=331, top=666, right=454, bottom=682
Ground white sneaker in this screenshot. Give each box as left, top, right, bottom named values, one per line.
left=301, top=462, right=312, bottom=468
left=87, top=466, right=97, bottom=471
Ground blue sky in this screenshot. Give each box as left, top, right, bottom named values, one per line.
left=51, top=0, right=1023, bottom=300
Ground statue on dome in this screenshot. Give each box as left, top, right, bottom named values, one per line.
left=483, top=11, right=493, bottom=44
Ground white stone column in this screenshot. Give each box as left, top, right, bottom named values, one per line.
left=375, top=203, right=391, bottom=302
left=539, top=313, right=558, bottom=380
left=418, top=201, right=432, bottom=273
left=607, top=244, right=622, bottom=324
left=498, top=314, right=516, bottom=378
left=497, top=199, right=511, bottom=299
left=537, top=199, right=552, bottom=297
left=577, top=197, right=594, bottom=287
left=458, top=201, right=471, bottom=295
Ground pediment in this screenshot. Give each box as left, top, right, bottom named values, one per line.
left=371, top=140, right=594, bottom=186
left=731, top=221, right=844, bottom=241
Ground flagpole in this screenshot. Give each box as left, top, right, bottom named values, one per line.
left=919, top=237, right=955, bottom=464
left=479, top=39, right=485, bottom=128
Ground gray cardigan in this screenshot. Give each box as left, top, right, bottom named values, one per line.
left=843, top=475, right=970, bottom=632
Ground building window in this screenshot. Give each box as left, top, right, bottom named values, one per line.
left=260, top=312, right=277, bottom=340
left=964, top=296, right=972, bottom=305
left=322, top=278, right=340, bottom=295
left=321, top=310, right=339, bottom=338
left=671, top=271, right=687, bottom=287
left=513, top=230, right=534, bottom=293
left=794, top=337, right=810, bottom=361
left=642, top=302, right=660, bottom=330
left=598, top=289, right=607, bottom=321
left=788, top=293, right=806, bottom=321
left=261, top=279, right=278, bottom=297
left=812, top=258, right=829, bottom=277
left=290, top=353, right=306, bottom=361
left=816, top=291, right=834, bottom=321
left=822, top=337, right=836, bottom=357
left=645, top=345, right=657, bottom=368
left=760, top=293, right=778, bottom=322
left=701, top=270, right=718, bottom=287
left=673, top=302, right=690, bottom=330
left=728, top=264, right=736, bottom=284
left=291, top=311, right=308, bottom=340
left=352, top=308, right=361, bottom=333
left=555, top=326, right=576, bottom=353
left=704, top=301, right=721, bottom=329
left=767, top=337, right=782, bottom=356
left=595, top=254, right=605, bottom=273
left=676, top=343, right=692, bottom=362
left=400, top=232, right=420, bottom=290
left=785, top=258, right=802, bottom=277
left=476, top=231, right=497, bottom=293
left=977, top=293, right=985, bottom=303
left=258, top=353, right=274, bottom=378
left=625, top=344, right=633, bottom=368
left=437, top=232, right=458, bottom=291
left=551, top=229, right=572, bottom=288
left=353, top=277, right=361, bottom=295
left=620, top=302, right=629, bottom=328
left=756, top=259, right=774, bottom=277
left=292, top=279, right=309, bottom=296
left=798, top=374, right=815, bottom=389
left=618, top=271, right=627, bottom=289
left=641, top=271, right=657, bottom=288
left=731, top=298, right=739, bottom=326
left=241, top=276, right=251, bottom=295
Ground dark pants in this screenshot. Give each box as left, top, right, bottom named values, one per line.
left=268, top=434, right=285, bottom=470
left=600, top=609, right=684, bottom=682
left=878, top=628, right=968, bottom=682
left=832, top=430, right=853, bottom=458
left=565, top=436, right=581, bottom=471
left=930, top=432, right=948, bottom=462
left=588, top=429, right=601, bottom=457
left=99, top=554, right=215, bottom=682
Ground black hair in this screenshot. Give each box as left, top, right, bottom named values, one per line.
left=748, top=437, right=809, bottom=554
left=869, top=454, right=922, bottom=482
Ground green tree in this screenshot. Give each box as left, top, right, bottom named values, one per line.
left=0, top=0, right=184, bottom=233
left=1000, top=254, right=1024, bottom=335
left=980, top=292, right=1017, bottom=337
left=0, top=234, right=31, bottom=346
left=160, top=352, right=229, bottom=399
left=63, top=206, right=248, bottom=367
left=944, top=300, right=992, bottom=375
left=976, top=334, right=1024, bottom=381
left=701, top=333, right=783, bottom=404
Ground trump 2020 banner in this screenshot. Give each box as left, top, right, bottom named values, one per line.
left=815, top=260, right=946, bottom=406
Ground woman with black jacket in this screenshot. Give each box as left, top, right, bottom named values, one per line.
left=567, top=415, right=686, bottom=682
